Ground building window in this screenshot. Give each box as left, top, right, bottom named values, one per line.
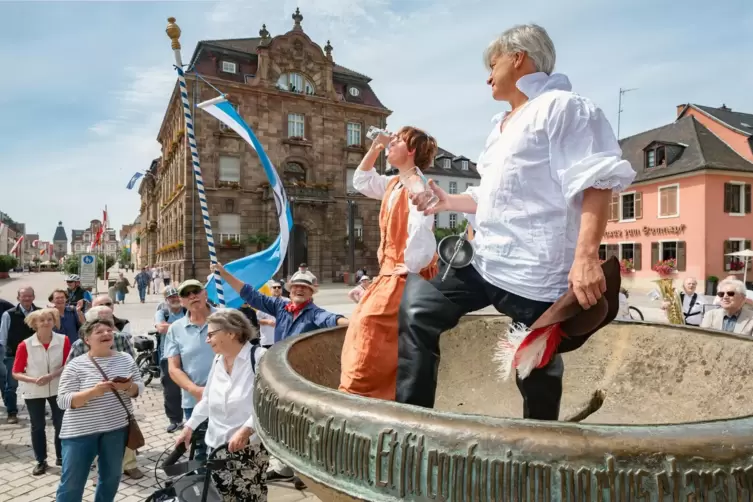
left=75, top=244, right=82, bottom=252
left=658, top=184, right=679, bottom=217
left=598, top=244, right=607, bottom=261
left=461, top=160, right=469, bottom=171
left=620, top=192, right=636, bottom=221
left=288, top=113, right=305, bottom=138
left=724, top=239, right=752, bottom=271
left=449, top=213, right=457, bottom=228
left=449, top=181, right=457, bottom=195
left=442, top=158, right=451, bottom=169
left=224, top=199, right=235, bottom=213
left=284, top=162, right=306, bottom=184
left=619, top=242, right=642, bottom=270
left=660, top=241, right=677, bottom=261
left=221, top=61, right=237, bottom=74
left=346, top=122, right=362, bottom=147
left=218, top=214, right=241, bottom=243
left=434, top=214, right=438, bottom=227
left=645, top=145, right=666, bottom=168
left=277, top=72, right=315, bottom=95
left=219, top=103, right=239, bottom=131
left=724, top=182, right=751, bottom=215
left=219, top=156, right=241, bottom=182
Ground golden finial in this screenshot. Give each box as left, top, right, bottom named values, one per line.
left=166, top=17, right=182, bottom=50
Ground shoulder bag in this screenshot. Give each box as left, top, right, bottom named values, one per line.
left=88, top=354, right=145, bottom=450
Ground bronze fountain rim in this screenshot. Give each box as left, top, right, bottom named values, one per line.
left=259, top=316, right=753, bottom=440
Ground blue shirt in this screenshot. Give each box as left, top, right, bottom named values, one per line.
left=58, top=307, right=82, bottom=344
left=723, top=314, right=739, bottom=333
left=239, top=284, right=342, bottom=343
left=163, top=308, right=217, bottom=409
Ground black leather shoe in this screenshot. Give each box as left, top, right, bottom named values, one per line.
left=32, top=462, right=47, bottom=476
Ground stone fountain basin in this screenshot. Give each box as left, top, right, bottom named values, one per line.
left=253, top=317, right=753, bottom=501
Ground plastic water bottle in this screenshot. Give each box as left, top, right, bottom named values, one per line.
left=366, top=126, right=391, bottom=140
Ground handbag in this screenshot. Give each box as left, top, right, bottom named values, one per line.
left=88, top=354, right=145, bottom=450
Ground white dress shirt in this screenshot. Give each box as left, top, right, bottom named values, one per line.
left=256, top=310, right=276, bottom=346
left=464, top=72, right=636, bottom=301
left=184, top=342, right=266, bottom=449
left=680, top=292, right=706, bottom=326
left=353, top=169, right=436, bottom=273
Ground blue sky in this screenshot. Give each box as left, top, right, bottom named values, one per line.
left=1, top=0, right=751, bottom=242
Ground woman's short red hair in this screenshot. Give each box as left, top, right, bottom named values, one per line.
left=396, top=126, right=438, bottom=170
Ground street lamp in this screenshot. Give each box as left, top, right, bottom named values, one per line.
left=346, top=198, right=358, bottom=286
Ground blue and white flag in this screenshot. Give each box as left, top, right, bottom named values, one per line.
left=126, top=172, right=144, bottom=190
left=198, top=96, right=293, bottom=308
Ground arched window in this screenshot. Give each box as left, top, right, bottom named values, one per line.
left=284, top=162, right=306, bottom=184
left=277, top=73, right=315, bottom=95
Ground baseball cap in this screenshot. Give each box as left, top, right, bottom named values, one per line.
left=177, top=279, right=204, bottom=295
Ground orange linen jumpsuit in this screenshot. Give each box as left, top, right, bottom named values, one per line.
left=339, top=177, right=438, bottom=400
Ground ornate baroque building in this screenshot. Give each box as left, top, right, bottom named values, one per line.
left=140, top=10, right=392, bottom=283
left=71, top=220, right=118, bottom=257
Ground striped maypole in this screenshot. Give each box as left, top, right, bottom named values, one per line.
left=166, top=17, right=224, bottom=305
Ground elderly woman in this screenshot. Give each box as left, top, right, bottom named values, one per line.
left=55, top=319, right=143, bottom=502
left=11, top=308, right=70, bottom=475
left=175, top=309, right=268, bottom=501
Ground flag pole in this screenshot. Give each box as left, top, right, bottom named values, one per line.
left=165, top=17, right=225, bottom=305
left=103, top=205, right=107, bottom=296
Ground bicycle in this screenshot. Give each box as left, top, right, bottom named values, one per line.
left=628, top=305, right=644, bottom=321
left=621, top=288, right=644, bottom=321
left=146, top=422, right=228, bottom=502
left=133, top=330, right=161, bottom=386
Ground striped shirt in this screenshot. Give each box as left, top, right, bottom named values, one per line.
left=56, top=352, right=144, bottom=439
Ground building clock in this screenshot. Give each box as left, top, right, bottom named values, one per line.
left=348, top=86, right=360, bottom=97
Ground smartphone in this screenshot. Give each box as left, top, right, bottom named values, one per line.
left=112, top=376, right=131, bottom=383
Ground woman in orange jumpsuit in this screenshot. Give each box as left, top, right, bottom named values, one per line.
left=339, top=126, right=439, bottom=400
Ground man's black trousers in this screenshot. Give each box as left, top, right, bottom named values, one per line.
left=396, top=264, right=564, bottom=420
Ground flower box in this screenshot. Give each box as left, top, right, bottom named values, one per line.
left=620, top=259, right=635, bottom=274
left=652, top=259, right=677, bottom=276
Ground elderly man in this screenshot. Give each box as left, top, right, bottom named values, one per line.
left=661, top=277, right=706, bottom=326
left=65, top=275, right=92, bottom=312
left=163, top=279, right=217, bottom=461
left=154, top=286, right=186, bottom=433
left=398, top=24, right=635, bottom=419
left=0, top=287, right=40, bottom=424
left=213, top=264, right=348, bottom=343
left=213, top=263, right=347, bottom=489
left=67, top=303, right=143, bottom=479
left=701, top=279, right=753, bottom=334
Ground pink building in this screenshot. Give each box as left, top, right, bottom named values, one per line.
left=603, top=105, right=753, bottom=292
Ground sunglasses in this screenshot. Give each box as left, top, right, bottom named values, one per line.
left=717, top=291, right=736, bottom=298
left=180, top=288, right=202, bottom=298
left=271, top=286, right=281, bottom=289
left=100, top=302, right=113, bottom=307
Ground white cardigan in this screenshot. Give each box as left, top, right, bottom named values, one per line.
left=19, top=332, right=67, bottom=399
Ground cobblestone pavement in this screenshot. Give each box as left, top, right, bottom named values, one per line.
left=0, top=271, right=320, bottom=502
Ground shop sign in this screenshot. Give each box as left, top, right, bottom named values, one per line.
left=604, top=224, right=687, bottom=239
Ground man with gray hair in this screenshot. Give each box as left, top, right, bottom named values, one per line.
left=701, top=279, right=753, bottom=334
left=399, top=24, right=635, bottom=420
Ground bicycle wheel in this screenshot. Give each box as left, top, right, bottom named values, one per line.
left=136, top=353, right=153, bottom=386
left=628, top=306, right=644, bottom=321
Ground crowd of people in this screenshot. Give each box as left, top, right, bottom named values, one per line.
left=3, top=21, right=753, bottom=502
